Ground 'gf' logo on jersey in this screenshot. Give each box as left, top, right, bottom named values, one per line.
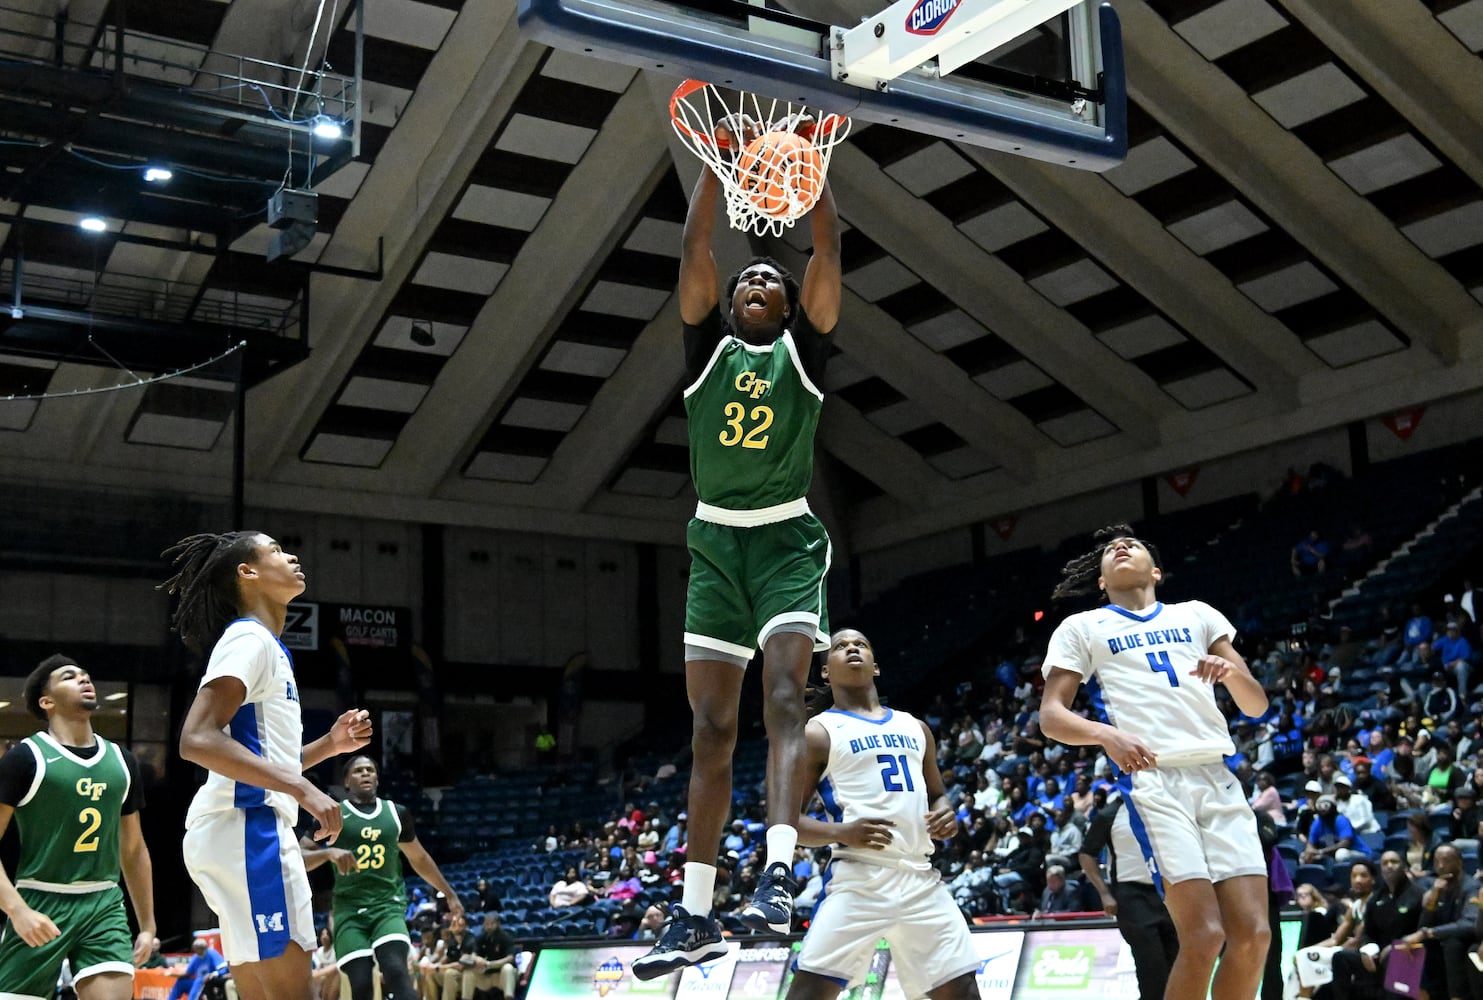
left=361, top=826, right=382, bottom=841
left=75, top=778, right=108, bottom=801
left=734, top=371, right=771, bottom=399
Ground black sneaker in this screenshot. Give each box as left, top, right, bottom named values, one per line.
left=739, top=861, right=798, bottom=933
left=630, top=904, right=729, bottom=981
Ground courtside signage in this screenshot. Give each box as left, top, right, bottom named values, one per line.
left=904, top=0, right=962, bottom=35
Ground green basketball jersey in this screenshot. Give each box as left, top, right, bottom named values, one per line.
left=684, top=331, right=824, bottom=510
left=330, top=798, right=406, bottom=913
left=13, top=733, right=129, bottom=889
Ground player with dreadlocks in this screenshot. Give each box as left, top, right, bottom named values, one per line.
left=161, top=531, right=374, bottom=1000
left=1037, top=524, right=1270, bottom=1000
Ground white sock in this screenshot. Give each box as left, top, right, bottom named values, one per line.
left=765, top=823, right=797, bottom=871
left=682, top=861, right=716, bottom=916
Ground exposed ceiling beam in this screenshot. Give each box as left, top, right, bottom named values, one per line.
left=960, top=145, right=1315, bottom=406
left=1119, top=0, right=1482, bottom=367
left=1276, top=0, right=1483, bottom=192
left=817, top=399, right=942, bottom=510
left=830, top=143, right=1175, bottom=444
left=389, top=79, right=671, bottom=496
left=250, top=0, right=543, bottom=476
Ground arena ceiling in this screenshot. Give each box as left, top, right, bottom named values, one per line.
left=0, top=0, right=1480, bottom=555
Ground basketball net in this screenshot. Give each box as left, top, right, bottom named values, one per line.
left=670, top=79, right=851, bottom=237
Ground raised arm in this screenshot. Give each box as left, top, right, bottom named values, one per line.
left=301, top=709, right=373, bottom=770
left=798, top=182, right=840, bottom=333
left=180, top=677, right=343, bottom=840
left=119, top=812, right=157, bottom=965
left=679, top=170, right=721, bottom=324
left=1193, top=637, right=1269, bottom=718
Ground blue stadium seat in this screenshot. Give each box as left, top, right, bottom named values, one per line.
left=1294, top=864, right=1333, bottom=889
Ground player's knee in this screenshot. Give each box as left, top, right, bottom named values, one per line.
left=1178, top=918, right=1226, bottom=963
left=1224, top=909, right=1271, bottom=955
left=692, top=702, right=739, bottom=749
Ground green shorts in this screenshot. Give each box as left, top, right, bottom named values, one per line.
left=333, top=902, right=411, bottom=964
left=0, top=885, right=133, bottom=999
left=684, top=513, right=831, bottom=661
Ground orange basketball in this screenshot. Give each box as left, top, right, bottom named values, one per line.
left=736, top=130, right=825, bottom=219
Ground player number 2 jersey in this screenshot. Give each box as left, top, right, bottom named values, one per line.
left=1043, top=600, right=1237, bottom=765
left=814, top=708, right=933, bottom=871
left=13, top=732, right=130, bottom=890
left=330, top=798, right=406, bottom=913
left=684, top=329, right=824, bottom=511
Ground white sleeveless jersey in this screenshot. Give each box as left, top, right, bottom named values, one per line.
left=186, top=617, right=304, bottom=829
left=1043, top=600, right=1237, bottom=765
left=814, top=707, right=933, bottom=871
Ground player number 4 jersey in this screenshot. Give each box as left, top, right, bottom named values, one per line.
left=814, top=708, right=933, bottom=871
left=1043, top=600, right=1238, bottom=765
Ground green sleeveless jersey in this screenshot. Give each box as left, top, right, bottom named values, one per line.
left=13, top=733, right=129, bottom=890
left=330, top=798, right=406, bottom=912
left=684, top=330, right=824, bottom=510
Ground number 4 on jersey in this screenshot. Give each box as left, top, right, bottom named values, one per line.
left=1146, top=650, right=1179, bottom=687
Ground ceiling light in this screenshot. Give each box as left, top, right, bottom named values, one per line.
left=0, top=701, right=10, bottom=710
left=409, top=322, right=436, bottom=347
left=311, top=116, right=344, bottom=140
left=144, top=166, right=173, bottom=183
left=105, top=692, right=128, bottom=701
left=79, top=216, right=107, bottom=233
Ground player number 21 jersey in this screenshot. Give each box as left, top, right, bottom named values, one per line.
left=813, top=708, right=933, bottom=871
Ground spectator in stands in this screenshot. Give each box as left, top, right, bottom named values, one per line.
left=1249, top=772, right=1285, bottom=824
left=1047, top=805, right=1083, bottom=868
left=1396, top=843, right=1480, bottom=1000
left=1450, top=787, right=1481, bottom=854
left=1291, top=530, right=1330, bottom=577
left=549, top=867, right=593, bottom=908
left=435, top=914, right=478, bottom=1000
left=461, top=913, right=519, bottom=1000
left=1328, top=852, right=1424, bottom=1000
left=1426, top=742, right=1467, bottom=804
left=1406, top=814, right=1438, bottom=876
left=1293, top=882, right=1337, bottom=944
left=139, top=937, right=168, bottom=970
left=724, top=818, right=750, bottom=854
left=662, top=811, right=687, bottom=854
left=1436, top=621, right=1475, bottom=703
left=949, top=852, right=993, bottom=911
left=168, top=938, right=229, bottom=1000
left=1425, top=671, right=1461, bottom=724
left=1034, top=865, right=1079, bottom=917
left=1403, top=604, right=1436, bottom=663
left=1068, top=774, right=1095, bottom=816
left=636, top=904, right=667, bottom=942
left=1296, top=780, right=1323, bottom=839
left=414, top=928, right=444, bottom=1000
left=605, top=864, right=643, bottom=902
left=311, top=928, right=339, bottom=1000
left=993, top=824, right=1047, bottom=913
left=1339, top=525, right=1373, bottom=579
left=1333, top=773, right=1379, bottom=835
left=1303, top=795, right=1371, bottom=864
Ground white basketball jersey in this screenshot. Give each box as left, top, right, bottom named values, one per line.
left=186, top=617, right=304, bottom=829
left=814, top=707, right=933, bottom=871
left=1043, top=600, right=1237, bottom=765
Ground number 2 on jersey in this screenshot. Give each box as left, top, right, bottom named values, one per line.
left=1146, top=650, right=1179, bottom=687
left=877, top=754, right=915, bottom=792
left=718, top=402, right=773, bottom=450
left=74, top=807, right=102, bottom=853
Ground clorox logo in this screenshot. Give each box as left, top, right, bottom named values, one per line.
left=905, top=0, right=961, bottom=35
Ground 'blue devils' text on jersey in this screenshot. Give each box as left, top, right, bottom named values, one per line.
left=1043, top=600, right=1238, bottom=765
left=814, top=708, right=933, bottom=871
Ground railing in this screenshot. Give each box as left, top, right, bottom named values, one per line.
left=0, top=2, right=357, bottom=132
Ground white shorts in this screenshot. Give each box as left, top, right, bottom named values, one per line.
left=1121, top=761, right=1267, bottom=887
left=795, top=859, right=979, bottom=998
left=183, top=805, right=315, bottom=964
